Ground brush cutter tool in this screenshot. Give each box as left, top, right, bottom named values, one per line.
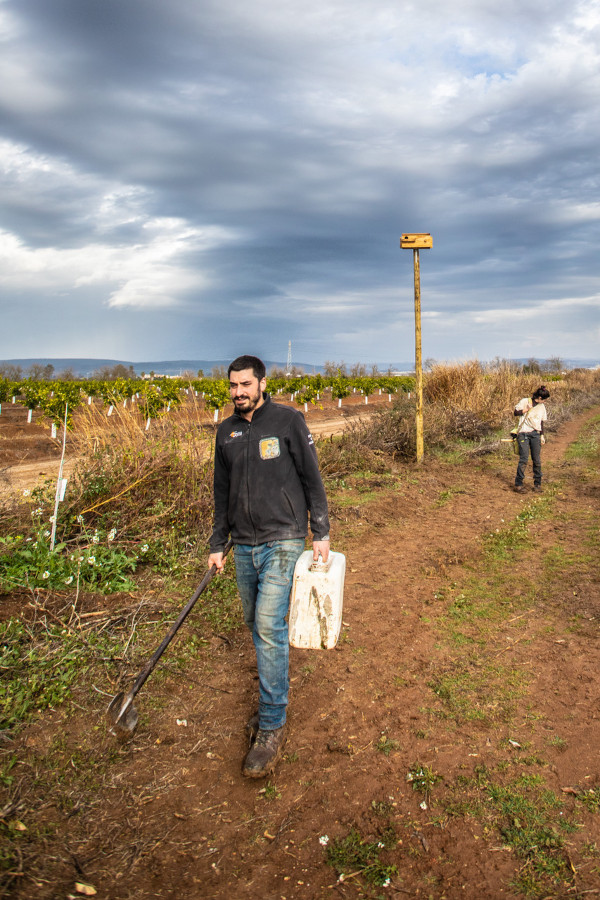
left=106, top=540, right=233, bottom=740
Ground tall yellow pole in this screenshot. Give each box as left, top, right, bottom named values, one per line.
left=413, top=249, right=424, bottom=463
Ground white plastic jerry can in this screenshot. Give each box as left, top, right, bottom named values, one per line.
left=288, top=550, right=346, bottom=650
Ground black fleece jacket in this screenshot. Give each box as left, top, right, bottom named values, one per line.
left=209, top=394, right=330, bottom=552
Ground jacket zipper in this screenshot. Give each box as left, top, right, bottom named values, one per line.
left=246, top=418, right=257, bottom=544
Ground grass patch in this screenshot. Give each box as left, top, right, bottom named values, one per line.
left=426, top=662, right=528, bottom=726
left=564, top=415, right=600, bottom=462
left=483, top=497, right=553, bottom=559
left=434, top=486, right=468, bottom=507
left=0, top=618, right=123, bottom=735
left=442, top=766, right=581, bottom=897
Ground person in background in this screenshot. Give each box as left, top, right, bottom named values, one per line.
left=208, top=355, right=330, bottom=778
left=513, top=385, right=550, bottom=493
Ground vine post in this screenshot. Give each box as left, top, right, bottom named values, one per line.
left=50, top=402, right=69, bottom=552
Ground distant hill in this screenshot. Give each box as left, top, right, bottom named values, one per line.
left=0, top=357, right=324, bottom=377
left=0, top=357, right=418, bottom=377
left=0, top=357, right=598, bottom=378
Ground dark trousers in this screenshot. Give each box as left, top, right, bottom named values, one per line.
left=515, top=432, right=542, bottom=486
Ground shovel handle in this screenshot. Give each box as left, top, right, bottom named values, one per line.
left=126, top=539, right=233, bottom=702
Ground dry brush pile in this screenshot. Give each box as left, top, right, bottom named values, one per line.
left=317, top=362, right=600, bottom=473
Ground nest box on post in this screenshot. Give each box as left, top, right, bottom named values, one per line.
left=400, top=233, right=433, bottom=249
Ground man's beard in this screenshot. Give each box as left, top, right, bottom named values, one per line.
left=233, top=387, right=262, bottom=413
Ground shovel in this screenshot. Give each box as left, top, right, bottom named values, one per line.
left=106, top=540, right=233, bottom=740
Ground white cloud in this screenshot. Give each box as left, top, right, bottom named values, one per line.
left=0, top=218, right=239, bottom=309
left=472, top=294, right=600, bottom=325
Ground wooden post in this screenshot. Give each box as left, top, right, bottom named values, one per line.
left=413, top=249, right=424, bottom=463
left=400, top=233, right=432, bottom=465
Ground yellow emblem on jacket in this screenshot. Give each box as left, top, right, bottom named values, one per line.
left=259, top=437, right=280, bottom=460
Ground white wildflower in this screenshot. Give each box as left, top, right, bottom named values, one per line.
left=319, top=835, right=329, bottom=846
left=49, top=516, right=56, bottom=524
left=43, top=530, right=51, bottom=538
left=76, top=515, right=84, bottom=524
left=108, top=528, right=117, bottom=542
left=23, top=489, right=31, bottom=497
left=420, top=801, right=427, bottom=810
left=64, top=575, right=74, bottom=585
left=92, top=535, right=99, bottom=544
left=383, top=877, right=391, bottom=887
left=42, top=571, right=50, bottom=579
left=33, top=508, right=43, bottom=517
left=141, top=544, right=149, bottom=553
left=377, top=841, right=384, bottom=848
left=87, top=556, right=96, bottom=565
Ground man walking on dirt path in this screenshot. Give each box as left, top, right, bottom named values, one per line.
left=208, top=355, right=330, bottom=778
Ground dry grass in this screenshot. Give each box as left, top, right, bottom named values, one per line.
left=65, top=402, right=216, bottom=545
left=319, top=363, right=600, bottom=465
left=1, top=398, right=218, bottom=556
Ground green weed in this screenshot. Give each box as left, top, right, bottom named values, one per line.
left=435, top=486, right=467, bottom=507
left=406, top=763, right=442, bottom=804
left=376, top=734, right=399, bottom=756
left=260, top=782, right=281, bottom=801
left=575, top=787, right=600, bottom=813
left=325, top=827, right=397, bottom=887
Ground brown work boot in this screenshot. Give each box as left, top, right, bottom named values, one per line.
left=514, top=485, right=526, bottom=493
left=242, top=725, right=287, bottom=778
left=245, top=710, right=259, bottom=745
left=533, top=484, right=542, bottom=493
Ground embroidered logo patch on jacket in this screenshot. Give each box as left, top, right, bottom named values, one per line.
left=259, top=437, right=280, bottom=460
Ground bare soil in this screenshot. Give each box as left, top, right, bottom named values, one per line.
left=3, top=402, right=600, bottom=899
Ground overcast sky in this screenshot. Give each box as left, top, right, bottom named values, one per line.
left=1, top=0, right=599, bottom=367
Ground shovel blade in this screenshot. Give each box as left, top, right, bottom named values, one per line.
left=106, top=691, right=139, bottom=741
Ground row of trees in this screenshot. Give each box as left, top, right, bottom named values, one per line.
left=0, top=371, right=415, bottom=429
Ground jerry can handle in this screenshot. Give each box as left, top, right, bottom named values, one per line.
left=309, top=553, right=334, bottom=573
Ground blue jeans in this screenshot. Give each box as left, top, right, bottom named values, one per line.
left=234, top=539, right=305, bottom=731
left=515, top=432, right=542, bottom=487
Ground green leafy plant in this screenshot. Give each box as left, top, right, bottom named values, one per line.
left=376, top=733, right=399, bottom=756
left=406, top=763, right=442, bottom=805
left=0, top=528, right=138, bottom=593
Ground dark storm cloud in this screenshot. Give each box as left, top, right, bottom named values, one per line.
left=0, top=0, right=599, bottom=364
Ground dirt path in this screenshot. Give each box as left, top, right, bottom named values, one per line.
left=8, top=404, right=600, bottom=899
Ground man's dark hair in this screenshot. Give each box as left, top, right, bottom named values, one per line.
left=228, top=355, right=266, bottom=381
left=532, top=384, right=550, bottom=401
